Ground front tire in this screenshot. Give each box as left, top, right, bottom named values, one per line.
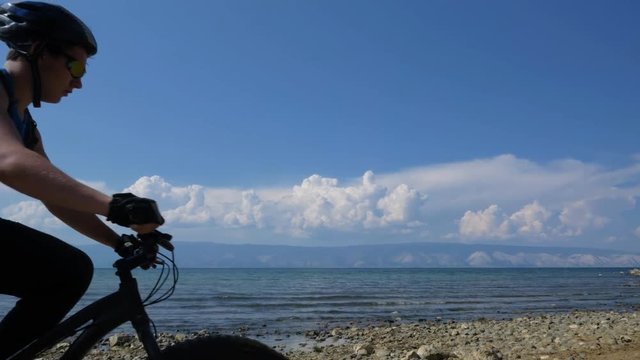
left=159, top=335, right=288, bottom=360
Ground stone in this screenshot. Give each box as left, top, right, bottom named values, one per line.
left=354, top=343, right=374, bottom=356
left=403, top=350, right=421, bottom=360
left=109, top=334, right=134, bottom=347
left=374, top=347, right=390, bottom=358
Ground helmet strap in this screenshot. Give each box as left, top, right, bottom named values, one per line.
left=27, top=42, right=45, bottom=108
left=20, top=43, right=46, bottom=108
left=29, top=56, right=41, bottom=108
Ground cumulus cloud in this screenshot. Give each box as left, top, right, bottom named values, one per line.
left=557, top=200, right=609, bottom=236
left=458, top=201, right=554, bottom=240
left=457, top=198, right=615, bottom=241
left=121, top=171, right=428, bottom=237
left=459, top=205, right=509, bottom=239
left=509, top=201, right=551, bottom=236
left=1, top=154, right=638, bottom=247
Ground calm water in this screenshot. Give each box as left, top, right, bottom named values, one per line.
left=1, top=268, right=639, bottom=336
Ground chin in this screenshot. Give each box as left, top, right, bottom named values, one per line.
left=43, top=97, right=63, bottom=104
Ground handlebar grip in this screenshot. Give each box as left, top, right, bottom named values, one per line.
left=158, top=237, right=174, bottom=251
left=138, top=230, right=174, bottom=251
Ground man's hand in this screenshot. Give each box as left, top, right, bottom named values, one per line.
left=107, top=193, right=165, bottom=232
left=115, top=234, right=157, bottom=269
left=114, top=234, right=142, bottom=258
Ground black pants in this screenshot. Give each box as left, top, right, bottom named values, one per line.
left=0, top=218, right=93, bottom=359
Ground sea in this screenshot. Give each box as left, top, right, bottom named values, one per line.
left=1, top=268, right=640, bottom=339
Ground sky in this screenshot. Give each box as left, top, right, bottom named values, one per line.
left=0, top=0, right=638, bottom=251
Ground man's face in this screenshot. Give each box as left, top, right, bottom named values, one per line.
left=38, top=45, right=88, bottom=104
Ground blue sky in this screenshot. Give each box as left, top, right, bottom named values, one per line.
left=1, top=0, right=638, bottom=251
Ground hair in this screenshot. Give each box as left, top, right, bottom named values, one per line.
left=5, top=42, right=75, bottom=61
left=6, top=48, right=19, bottom=60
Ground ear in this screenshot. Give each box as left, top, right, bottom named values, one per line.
left=29, top=41, right=47, bottom=58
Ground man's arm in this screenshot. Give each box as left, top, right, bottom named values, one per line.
left=0, top=113, right=111, bottom=215
left=28, top=128, right=120, bottom=248
left=45, top=204, right=120, bottom=248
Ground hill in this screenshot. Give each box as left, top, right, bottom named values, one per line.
left=80, top=241, right=640, bottom=268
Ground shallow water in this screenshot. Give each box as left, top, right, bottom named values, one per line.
left=1, top=268, right=639, bottom=337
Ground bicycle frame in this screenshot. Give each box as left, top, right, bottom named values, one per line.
left=9, top=256, right=162, bottom=360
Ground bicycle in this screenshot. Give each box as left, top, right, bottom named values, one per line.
left=7, top=231, right=288, bottom=360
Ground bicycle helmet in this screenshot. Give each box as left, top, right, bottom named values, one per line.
left=0, top=1, right=97, bottom=106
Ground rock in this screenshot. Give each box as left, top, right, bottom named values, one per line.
left=423, top=353, right=453, bottom=360
left=54, top=342, right=70, bottom=351
left=620, top=335, right=633, bottom=343
left=417, top=344, right=435, bottom=357
left=109, top=334, right=134, bottom=347
left=403, top=350, right=421, bottom=360
left=354, top=343, right=374, bottom=356
left=629, top=268, right=640, bottom=276
left=374, top=347, right=390, bottom=358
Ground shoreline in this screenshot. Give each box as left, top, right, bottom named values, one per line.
left=284, top=309, right=640, bottom=359
left=40, top=309, right=640, bottom=359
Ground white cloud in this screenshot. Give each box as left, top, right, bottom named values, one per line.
left=458, top=199, right=613, bottom=241
left=458, top=201, right=552, bottom=240
left=377, top=154, right=640, bottom=212
left=558, top=200, right=609, bottom=236
left=377, top=184, right=425, bottom=225
left=509, top=201, right=551, bottom=236
left=223, top=190, right=265, bottom=228
left=0, top=154, right=637, bottom=247
left=121, top=172, right=428, bottom=238
left=459, top=205, right=509, bottom=239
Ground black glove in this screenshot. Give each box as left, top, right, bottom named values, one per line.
left=107, top=193, right=165, bottom=227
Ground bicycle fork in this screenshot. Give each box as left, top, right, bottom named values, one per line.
left=119, top=272, right=163, bottom=359
left=130, top=308, right=162, bottom=358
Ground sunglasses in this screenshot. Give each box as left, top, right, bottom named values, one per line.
left=63, top=53, right=86, bottom=79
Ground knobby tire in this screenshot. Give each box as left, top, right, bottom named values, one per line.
left=159, top=335, right=289, bottom=360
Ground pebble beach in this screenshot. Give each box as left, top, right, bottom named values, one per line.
left=39, top=310, right=640, bottom=360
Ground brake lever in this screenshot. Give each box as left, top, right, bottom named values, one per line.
left=157, top=232, right=174, bottom=251
left=138, top=230, right=174, bottom=252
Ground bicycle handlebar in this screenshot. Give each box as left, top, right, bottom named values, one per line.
left=139, top=230, right=174, bottom=252
left=114, top=230, right=174, bottom=272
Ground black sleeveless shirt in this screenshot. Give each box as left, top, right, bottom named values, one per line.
left=0, top=69, right=39, bottom=149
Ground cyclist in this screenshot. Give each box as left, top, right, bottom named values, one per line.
left=0, top=2, right=165, bottom=357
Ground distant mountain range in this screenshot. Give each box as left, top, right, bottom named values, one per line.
left=80, top=241, right=640, bottom=268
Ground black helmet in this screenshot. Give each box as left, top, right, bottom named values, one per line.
left=0, top=2, right=96, bottom=107
left=0, top=1, right=97, bottom=55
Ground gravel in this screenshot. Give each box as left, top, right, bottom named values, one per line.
left=35, top=310, right=640, bottom=360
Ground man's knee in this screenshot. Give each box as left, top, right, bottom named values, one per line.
left=55, top=247, right=94, bottom=298
left=71, top=249, right=94, bottom=294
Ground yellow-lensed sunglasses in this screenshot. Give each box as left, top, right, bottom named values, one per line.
left=63, top=53, right=86, bottom=79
